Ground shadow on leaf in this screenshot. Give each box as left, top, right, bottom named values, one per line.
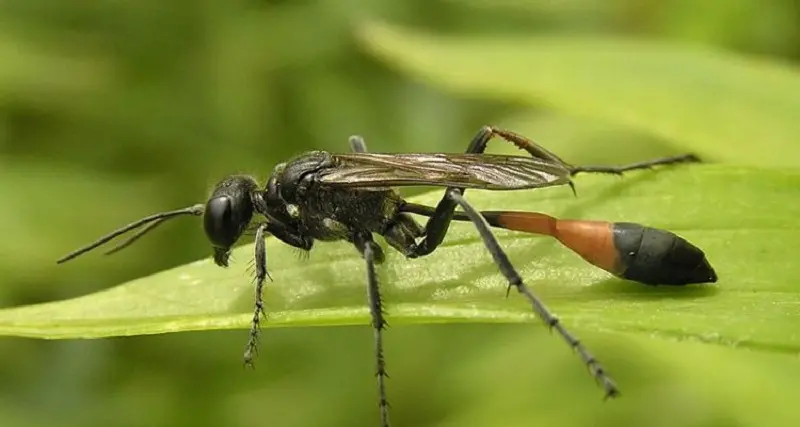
left=584, top=278, right=720, bottom=300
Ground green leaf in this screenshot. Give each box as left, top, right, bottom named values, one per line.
left=355, top=22, right=800, bottom=168
left=0, top=166, right=798, bottom=360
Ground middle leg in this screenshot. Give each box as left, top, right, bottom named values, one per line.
left=349, top=135, right=369, bottom=153
left=353, top=232, right=391, bottom=427
left=348, top=134, right=427, bottom=256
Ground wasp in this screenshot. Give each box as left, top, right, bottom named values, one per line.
left=57, top=126, right=717, bottom=427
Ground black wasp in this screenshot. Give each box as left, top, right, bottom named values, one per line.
left=58, top=126, right=717, bottom=427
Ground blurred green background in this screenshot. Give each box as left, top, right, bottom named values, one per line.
left=1, top=1, right=799, bottom=426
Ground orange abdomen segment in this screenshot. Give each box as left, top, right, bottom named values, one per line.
left=552, top=220, right=623, bottom=276
left=487, top=211, right=622, bottom=276
left=489, top=211, right=558, bottom=236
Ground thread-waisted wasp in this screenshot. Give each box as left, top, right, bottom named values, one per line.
left=58, top=126, right=717, bottom=427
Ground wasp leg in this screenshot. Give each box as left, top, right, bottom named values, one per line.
left=446, top=189, right=620, bottom=399
left=410, top=126, right=555, bottom=256
left=242, top=221, right=312, bottom=368
left=487, top=127, right=702, bottom=175
left=346, top=133, right=432, bottom=258
left=243, top=223, right=271, bottom=367
left=349, top=135, right=368, bottom=153
left=383, top=213, right=426, bottom=257
left=569, top=154, right=701, bottom=176
left=484, top=126, right=571, bottom=165
left=347, top=132, right=393, bottom=426
left=353, top=232, right=391, bottom=427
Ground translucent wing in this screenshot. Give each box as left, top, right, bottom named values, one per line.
left=317, top=153, right=572, bottom=190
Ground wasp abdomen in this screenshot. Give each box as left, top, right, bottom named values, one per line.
left=550, top=220, right=620, bottom=277
left=612, top=223, right=717, bottom=285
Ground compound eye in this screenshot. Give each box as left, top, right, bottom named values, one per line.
left=204, top=196, right=237, bottom=248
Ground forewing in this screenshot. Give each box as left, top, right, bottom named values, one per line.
left=317, top=153, right=571, bottom=190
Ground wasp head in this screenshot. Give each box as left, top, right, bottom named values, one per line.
left=203, top=175, right=260, bottom=267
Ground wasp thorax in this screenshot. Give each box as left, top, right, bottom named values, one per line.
left=203, top=175, right=259, bottom=250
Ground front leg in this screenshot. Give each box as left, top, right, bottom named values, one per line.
left=243, top=221, right=313, bottom=367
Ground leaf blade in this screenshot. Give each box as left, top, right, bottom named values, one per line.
left=356, top=22, right=800, bottom=167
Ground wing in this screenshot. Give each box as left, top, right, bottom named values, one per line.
left=316, top=153, right=572, bottom=190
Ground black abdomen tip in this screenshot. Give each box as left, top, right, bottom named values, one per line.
left=612, top=223, right=717, bottom=286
